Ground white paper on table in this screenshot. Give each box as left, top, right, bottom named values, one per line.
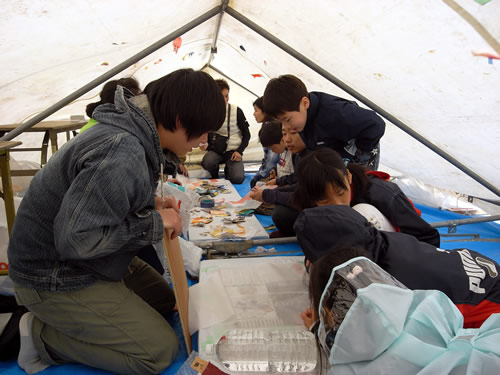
left=188, top=271, right=235, bottom=335
left=227, top=198, right=262, bottom=210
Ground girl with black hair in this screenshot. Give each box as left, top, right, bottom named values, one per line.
left=293, top=148, right=440, bottom=246
left=80, top=77, right=142, bottom=133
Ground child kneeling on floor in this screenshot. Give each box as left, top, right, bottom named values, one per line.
left=7, top=69, right=226, bottom=375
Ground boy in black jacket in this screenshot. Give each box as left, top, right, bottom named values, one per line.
left=263, top=74, right=385, bottom=169
left=294, top=204, right=500, bottom=328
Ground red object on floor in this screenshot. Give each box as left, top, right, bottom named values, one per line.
left=203, top=362, right=230, bottom=374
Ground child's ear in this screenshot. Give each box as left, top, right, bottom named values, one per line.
left=302, top=96, right=310, bottom=110
left=347, top=170, right=352, bottom=184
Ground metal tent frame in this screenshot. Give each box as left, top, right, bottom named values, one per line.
left=1, top=1, right=498, bottom=198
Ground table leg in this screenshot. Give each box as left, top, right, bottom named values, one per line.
left=0, top=149, right=16, bottom=235
left=49, top=130, right=58, bottom=156
left=41, top=131, right=50, bottom=165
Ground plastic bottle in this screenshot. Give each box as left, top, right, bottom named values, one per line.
left=215, top=328, right=317, bottom=372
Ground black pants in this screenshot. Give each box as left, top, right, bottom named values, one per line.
left=137, top=245, right=164, bottom=275
left=201, top=150, right=245, bottom=184
left=272, top=204, right=299, bottom=236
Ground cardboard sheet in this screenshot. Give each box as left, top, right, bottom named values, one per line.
left=163, top=230, right=192, bottom=354
left=194, top=257, right=311, bottom=373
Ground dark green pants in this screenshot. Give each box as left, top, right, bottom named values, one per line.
left=14, top=257, right=178, bottom=374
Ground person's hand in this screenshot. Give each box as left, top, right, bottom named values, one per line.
left=155, top=196, right=179, bottom=213
left=265, top=178, right=276, bottom=186
left=179, top=164, right=189, bottom=177
left=249, top=187, right=264, bottom=202
left=269, top=170, right=276, bottom=180
left=230, top=151, right=242, bottom=162
left=300, top=308, right=315, bottom=329
left=305, top=259, right=311, bottom=273
left=167, top=177, right=182, bottom=186
left=158, top=208, right=182, bottom=239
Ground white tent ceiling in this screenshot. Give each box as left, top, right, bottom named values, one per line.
left=1, top=0, right=499, bottom=200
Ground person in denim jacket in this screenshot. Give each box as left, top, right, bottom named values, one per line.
left=7, top=69, right=225, bottom=375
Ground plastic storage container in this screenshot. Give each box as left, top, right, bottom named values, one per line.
left=215, top=329, right=317, bottom=372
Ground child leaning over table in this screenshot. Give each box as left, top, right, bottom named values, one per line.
left=257, top=120, right=294, bottom=184
left=7, top=68, right=226, bottom=375
left=250, top=124, right=307, bottom=237
left=263, top=74, right=385, bottom=170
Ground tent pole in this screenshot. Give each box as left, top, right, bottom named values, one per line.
left=0, top=6, right=222, bottom=143
left=225, top=7, right=500, bottom=198
left=208, top=0, right=230, bottom=65
left=207, top=64, right=260, bottom=97
left=431, top=215, right=500, bottom=230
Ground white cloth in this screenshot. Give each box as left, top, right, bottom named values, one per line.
left=216, top=103, right=241, bottom=152
left=352, top=203, right=396, bottom=232
left=277, top=149, right=294, bottom=178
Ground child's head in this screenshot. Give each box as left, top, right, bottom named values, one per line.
left=253, top=96, right=267, bottom=123
left=293, top=148, right=352, bottom=210
left=258, top=120, right=286, bottom=154
left=215, top=78, right=230, bottom=105
left=263, top=74, right=309, bottom=132
left=86, top=77, right=141, bottom=118
left=310, top=248, right=406, bottom=356
left=282, top=125, right=306, bottom=154
left=144, top=69, right=226, bottom=156
left=309, top=246, right=371, bottom=325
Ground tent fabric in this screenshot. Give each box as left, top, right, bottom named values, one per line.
left=1, top=0, right=499, bottom=199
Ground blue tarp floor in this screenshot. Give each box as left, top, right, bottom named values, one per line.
left=1, top=174, right=499, bottom=374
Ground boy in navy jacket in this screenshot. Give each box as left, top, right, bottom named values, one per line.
left=263, top=74, right=385, bottom=169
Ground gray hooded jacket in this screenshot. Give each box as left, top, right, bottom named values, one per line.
left=8, top=87, right=167, bottom=291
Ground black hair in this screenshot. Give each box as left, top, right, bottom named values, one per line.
left=308, top=246, right=371, bottom=328
left=308, top=245, right=371, bottom=373
left=293, top=148, right=371, bottom=210
left=144, top=69, right=226, bottom=141
left=254, top=96, right=275, bottom=122
left=293, top=148, right=349, bottom=211
left=253, top=96, right=264, bottom=110
left=258, top=120, right=283, bottom=147
left=214, top=78, right=230, bottom=92
left=348, top=163, right=371, bottom=205
left=86, top=77, right=141, bottom=118
left=263, top=74, right=308, bottom=117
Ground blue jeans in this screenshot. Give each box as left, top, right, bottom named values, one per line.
left=256, top=148, right=280, bottom=179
